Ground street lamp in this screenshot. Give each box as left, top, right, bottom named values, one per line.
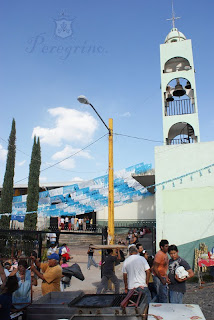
left=77, top=95, right=115, bottom=244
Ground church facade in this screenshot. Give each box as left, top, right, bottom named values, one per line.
left=155, top=23, right=214, bottom=265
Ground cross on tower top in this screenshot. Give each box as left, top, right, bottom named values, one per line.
left=167, top=1, right=181, bottom=29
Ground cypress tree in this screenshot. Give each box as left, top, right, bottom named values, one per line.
left=0, top=119, right=16, bottom=229
left=24, top=136, right=41, bottom=230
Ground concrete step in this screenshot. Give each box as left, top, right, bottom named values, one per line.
left=59, top=233, right=102, bottom=246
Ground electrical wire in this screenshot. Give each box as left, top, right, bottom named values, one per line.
left=0, top=136, right=107, bottom=175
left=114, top=132, right=163, bottom=143
left=14, top=134, right=108, bottom=184
left=114, top=131, right=198, bottom=157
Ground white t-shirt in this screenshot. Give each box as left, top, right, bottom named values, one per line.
left=122, top=254, right=150, bottom=289
left=65, top=217, right=69, bottom=223
left=61, top=247, right=68, bottom=254
left=47, top=246, right=57, bottom=256
left=61, top=218, right=65, bottom=224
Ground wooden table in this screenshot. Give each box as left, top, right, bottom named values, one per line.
left=90, top=244, right=127, bottom=249
left=197, top=258, right=214, bottom=286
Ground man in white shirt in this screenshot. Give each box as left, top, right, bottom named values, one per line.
left=122, top=245, right=151, bottom=303
left=60, top=217, right=65, bottom=230
left=65, top=216, right=69, bottom=230
left=79, top=218, right=82, bottom=230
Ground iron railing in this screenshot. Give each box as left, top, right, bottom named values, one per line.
left=166, top=137, right=195, bottom=145
left=165, top=98, right=195, bottom=116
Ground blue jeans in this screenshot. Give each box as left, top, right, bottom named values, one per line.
left=87, top=256, right=98, bottom=269
left=169, top=290, right=184, bottom=304
left=210, top=266, right=214, bottom=278
left=153, top=276, right=168, bottom=303
left=136, top=287, right=151, bottom=304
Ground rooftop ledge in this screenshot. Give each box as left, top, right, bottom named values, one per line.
left=132, top=169, right=155, bottom=194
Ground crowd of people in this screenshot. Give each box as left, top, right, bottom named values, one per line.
left=59, top=216, right=94, bottom=231
left=96, top=239, right=194, bottom=305
left=0, top=238, right=195, bottom=319
left=0, top=242, right=73, bottom=319
left=126, top=226, right=152, bottom=244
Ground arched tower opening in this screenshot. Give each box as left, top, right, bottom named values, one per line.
left=165, top=77, right=195, bottom=116
left=164, top=56, right=191, bottom=73
left=167, top=122, right=197, bottom=145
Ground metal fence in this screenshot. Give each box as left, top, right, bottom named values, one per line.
left=165, top=98, right=195, bottom=116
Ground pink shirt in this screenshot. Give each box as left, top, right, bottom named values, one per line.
left=61, top=263, right=69, bottom=268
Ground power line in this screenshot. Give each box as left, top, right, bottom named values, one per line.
left=0, top=136, right=107, bottom=175
left=114, top=132, right=199, bottom=158
left=114, top=132, right=163, bottom=143
left=14, top=134, right=108, bottom=184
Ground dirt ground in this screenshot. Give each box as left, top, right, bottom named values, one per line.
left=184, top=282, right=214, bottom=320
left=32, top=245, right=214, bottom=320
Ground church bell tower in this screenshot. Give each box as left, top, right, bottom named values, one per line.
left=160, top=5, right=200, bottom=145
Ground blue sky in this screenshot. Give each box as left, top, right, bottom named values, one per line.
left=0, top=0, right=214, bottom=185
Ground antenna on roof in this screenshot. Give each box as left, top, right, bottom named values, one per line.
left=166, top=0, right=181, bottom=29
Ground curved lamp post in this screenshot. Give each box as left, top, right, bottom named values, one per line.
left=77, top=95, right=114, bottom=244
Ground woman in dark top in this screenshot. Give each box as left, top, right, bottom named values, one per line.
left=131, top=233, right=139, bottom=245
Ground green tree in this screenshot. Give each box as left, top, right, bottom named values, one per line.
left=0, top=119, right=16, bottom=229
left=24, top=136, right=41, bottom=230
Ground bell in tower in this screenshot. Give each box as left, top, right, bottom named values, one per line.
left=173, top=79, right=186, bottom=97
left=160, top=3, right=200, bottom=145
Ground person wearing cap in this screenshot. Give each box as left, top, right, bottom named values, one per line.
left=30, top=253, right=62, bottom=296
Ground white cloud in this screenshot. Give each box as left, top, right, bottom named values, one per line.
left=0, top=144, right=7, bottom=161
left=51, top=145, right=92, bottom=169
left=17, top=160, right=26, bottom=167
left=120, top=112, right=131, bottom=118
left=52, top=145, right=92, bottom=160
left=56, top=158, right=76, bottom=170
left=32, top=107, right=98, bottom=146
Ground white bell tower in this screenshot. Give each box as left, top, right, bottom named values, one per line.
left=160, top=5, right=200, bottom=145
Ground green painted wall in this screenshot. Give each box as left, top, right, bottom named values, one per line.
left=163, top=187, right=214, bottom=213
left=177, top=235, right=214, bottom=269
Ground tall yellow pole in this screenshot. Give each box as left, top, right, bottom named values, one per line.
left=108, top=118, right=114, bottom=244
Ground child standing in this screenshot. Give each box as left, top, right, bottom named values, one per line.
left=87, top=245, right=98, bottom=270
